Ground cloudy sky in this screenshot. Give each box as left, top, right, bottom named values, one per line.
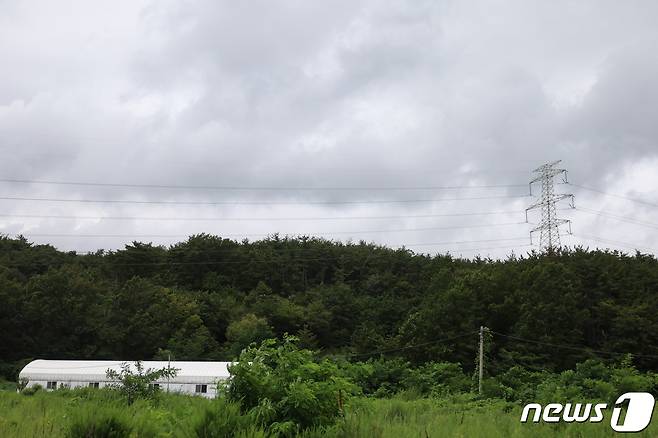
left=1, top=0, right=657, bottom=257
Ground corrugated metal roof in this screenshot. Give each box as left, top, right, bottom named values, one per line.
left=19, top=360, right=233, bottom=384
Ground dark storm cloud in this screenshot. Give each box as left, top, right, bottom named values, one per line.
left=0, top=0, right=657, bottom=254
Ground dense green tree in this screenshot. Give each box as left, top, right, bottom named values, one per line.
left=103, top=278, right=193, bottom=359
left=2, top=235, right=658, bottom=379
left=23, top=266, right=107, bottom=358
left=246, top=281, right=305, bottom=335
left=225, top=313, right=275, bottom=358
left=0, top=269, right=28, bottom=360
left=166, top=314, right=220, bottom=359
left=106, top=242, right=167, bottom=282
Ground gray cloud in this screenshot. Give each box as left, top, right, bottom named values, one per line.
left=0, top=0, right=657, bottom=256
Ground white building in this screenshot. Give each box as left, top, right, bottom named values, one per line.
left=19, top=360, right=233, bottom=398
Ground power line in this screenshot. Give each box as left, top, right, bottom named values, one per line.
left=24, top=243, right=533, bottom=258
left=0, top=177, right=528, bottom=192
left=0, top=210, right=525, bottom=222
left=446, top=243, right=534, bottom=253
left=20, top=236, right=533, bottom=257
left=11, top=221, right=527, bottom=239
left=0, top=243, right=531, bottom=267
left=20, top=240, right=534, bottom=255
left=0, top=194, right=530, bottom=206
left=573, top=206, right=658, bottom=230
left=341, top=331, right=479, bottom=359
left=570, top=233, right=657, bottom=254
left=158, top=236, right=531, bottom=250
left=491, top=331, right=658, bottom=359
left=0, top=234, right=535, bottom=261
left=396, top=237, right=531, bottom=247
left=0, top=255, right=353, bottom=267
left=569, top=183, right=658, bottom=209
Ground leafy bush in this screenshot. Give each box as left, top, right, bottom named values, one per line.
left=338, top=357, right=410, bottom=397
left=403, top=362, right=471, bottom=397
left=485, top=366, right=547, bottom=402
left=533, top=356, right=657, bottom=403
left=225, top=335, right=358, bottom=432
left=339, top=358, right=470, bottom=398
left=106, top=361, right=178, bottom=405
left=486, top=356, right=658, bottom=404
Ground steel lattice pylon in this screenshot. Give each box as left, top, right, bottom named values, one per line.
left=526, top=160, right=574, bottom=252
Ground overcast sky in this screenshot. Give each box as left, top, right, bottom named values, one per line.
left=1, top=0, right=657, bottom=257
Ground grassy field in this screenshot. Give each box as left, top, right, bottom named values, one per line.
left=0, top=389, right=656, bottom=437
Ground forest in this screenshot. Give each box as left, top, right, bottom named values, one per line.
left=1, top=233, right=658, bottom=380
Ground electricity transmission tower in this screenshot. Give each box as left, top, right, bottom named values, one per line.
left=526, top=160, right=574, bottom=252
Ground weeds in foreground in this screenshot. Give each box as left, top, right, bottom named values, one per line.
left=1, top=389, right=657, bottom=437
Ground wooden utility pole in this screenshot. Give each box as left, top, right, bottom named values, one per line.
left=478, top=326, right=484, bottom=395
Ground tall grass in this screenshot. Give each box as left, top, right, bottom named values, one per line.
left=0, top=389, right=215, bottom=437
left=307, top=397, right=658, bottom=438
left=1, top=389, right=657, bottom=437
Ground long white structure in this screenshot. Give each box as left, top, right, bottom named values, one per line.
left=19, top=360, right=233, bottom=398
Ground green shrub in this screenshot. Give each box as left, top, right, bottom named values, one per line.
left=530, top=356, right=656, bottom=404
left=225, top=335, right=358, bottom=431
left=338, top=357, right=410, bottom=397
left=489, top=366, right=547, bottom=402
left=403, top=362, right=471, bottom=397
left=106, top=361, right=178, bottom=405
left=339, top=359, right=470, bottom=398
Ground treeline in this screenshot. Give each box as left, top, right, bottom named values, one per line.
left=1, top=234, right=658, bottom=379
